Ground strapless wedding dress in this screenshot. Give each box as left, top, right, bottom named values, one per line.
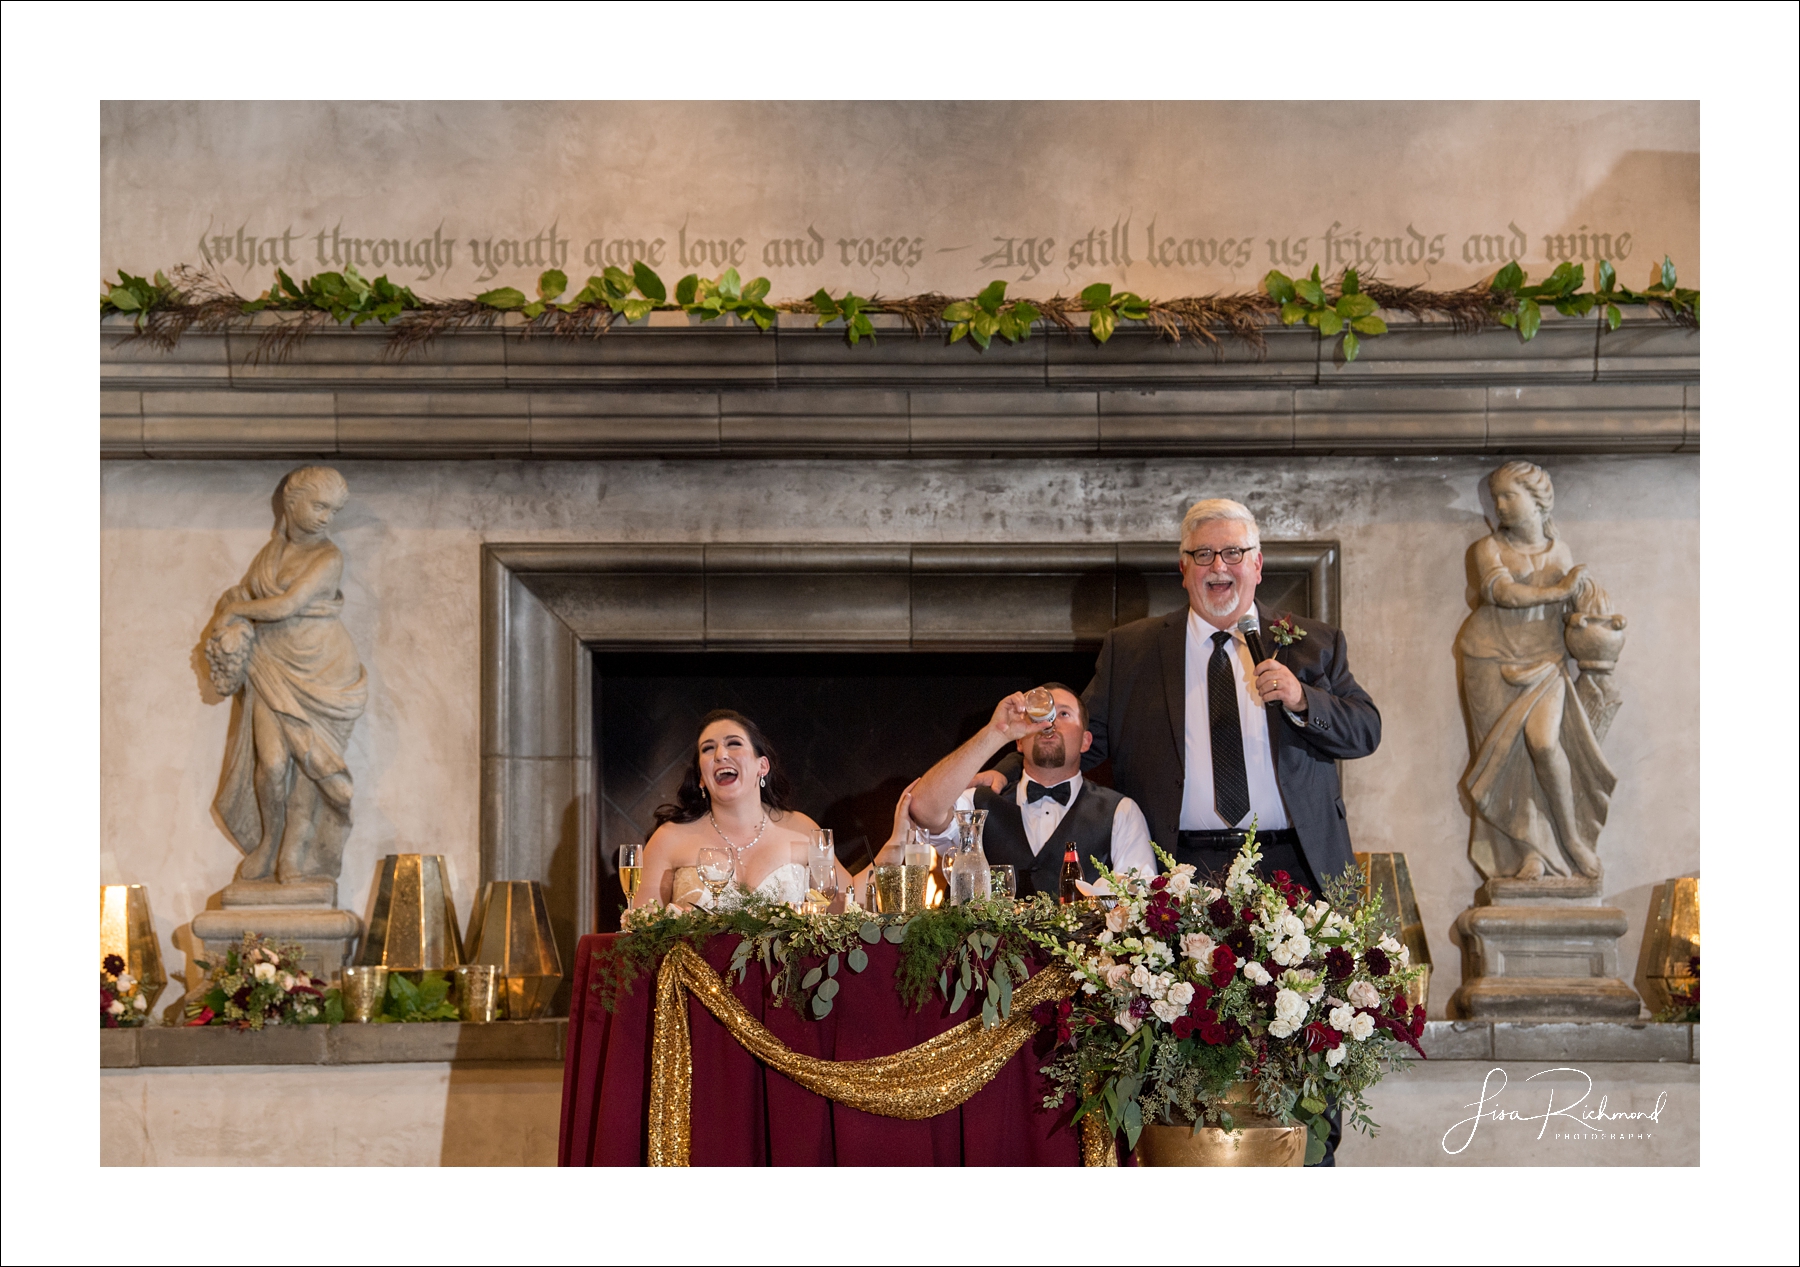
left=679, top=861, right=810, bottom=910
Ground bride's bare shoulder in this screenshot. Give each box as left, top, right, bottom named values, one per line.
left=646, top=820, right=703, bottom=862
left=770, top=807, right=819, bottom=835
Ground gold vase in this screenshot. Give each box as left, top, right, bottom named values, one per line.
left=465, top=880, right=563, bottom=1020
left=100, top=884, right=167, bottom=1011
left=1135, top=1084, right=1306, bottom=1167
left=1356, top=852, right=1433, bottom=1009
left=356, top=855, right=464, bottom=970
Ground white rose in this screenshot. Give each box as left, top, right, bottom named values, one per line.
left=1202, top=886, right=1223, bottom=903
left=1242, top=961, right=1272, bottom=986
left=1129, top=964, right=1157, bottom=994
left=1326, top=1045, right=1347, bottom=1067
left=1273, top=989, right=1307, bottom=1026
left=1104, top=963, right=1132, bottom=990
left=1165, top=871, right=1193, bottom=898
left=1115, top=1010, right=1142, bottom=1034
left=1097, top=929, right=1114, bottom=945
left=1268, top=1017, right=1298, bottom=1039
left=1105, top=905, right=1131, bottom=934
left=107, top=999, right=126, bottom=1015
left=133, top=995, right=148, bottom=1011
left=1271, top=941, right=1301, bottom=967
left=1347, top=981, right=1381, bottom=1010
left=1150, top=999, right=1183, bottom=1024
left=253, top=961, right=277, bottom=982
left=1397, top=945, right=1411, bottom=968
left=278, top=972, right=295, bottom=991
left=1350, top=1012, right=1376, bottom=1041
left=1180, top=932, right=1215, bottom=962
left=1280, top=913, right=1305, bottom=940
left=1167, top=981, right=1195, bottom=1008
left=116, top=973, right=136, bottom=991
left=1285, top=934, right=1311, bottom=961
left=1379, top=934, right=1404, bottom=956
left=1329, top=1004, right=1356, bottom=1032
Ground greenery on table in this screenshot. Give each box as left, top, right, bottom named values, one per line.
left=101, top=255, right=1697, bottom=364
left=375, top=971, right=460, bottom=1023
left=599, top=889, right=1084, bottom=1025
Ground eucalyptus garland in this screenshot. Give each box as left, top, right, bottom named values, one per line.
left=595, top=889, right=1086, bottom=1025
left=101, top=255, right=1697, bottom=364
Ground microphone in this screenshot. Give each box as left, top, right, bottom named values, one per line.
left=1237, top=612, right=1276, bottom=711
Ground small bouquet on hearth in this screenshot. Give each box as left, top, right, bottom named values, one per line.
left=101, top=954, right=150, bottom=1028
left=1032, top=827, right=1426, bottom=1159
left=185, top=933, right=343, bottom=1030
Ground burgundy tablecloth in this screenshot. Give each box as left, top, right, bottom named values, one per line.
left=558, top=932, right=1084, bottom=1166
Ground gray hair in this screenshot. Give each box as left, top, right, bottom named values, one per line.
left=1179, top=498, right=1261, bottom=548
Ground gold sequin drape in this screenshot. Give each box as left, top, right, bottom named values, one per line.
left=645, top=941, right=1116, bottom=1166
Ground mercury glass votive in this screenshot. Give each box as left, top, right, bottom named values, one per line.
left=341, top=966, right=390, bottom=1022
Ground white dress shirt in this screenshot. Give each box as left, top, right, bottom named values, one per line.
left=1178, top=608, right=1293, bottom=831
left=944, top=774, right=1159, bottom=877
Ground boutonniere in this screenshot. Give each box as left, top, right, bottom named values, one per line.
left=1267, top=615, right=1306, bottom=647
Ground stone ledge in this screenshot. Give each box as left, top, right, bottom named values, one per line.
left=99, top=1018, right=566, bottom=1068
left=1417, top=1020, right=1697, bottom=1063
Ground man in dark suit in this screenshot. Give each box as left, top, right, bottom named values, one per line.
left=1083, top=499, right=1381, bottom=898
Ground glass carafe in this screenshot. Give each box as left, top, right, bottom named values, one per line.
left=950, top=808, right=990, bottom=904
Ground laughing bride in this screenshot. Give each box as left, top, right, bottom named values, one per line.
left=636, top=710, right=856, bottom=910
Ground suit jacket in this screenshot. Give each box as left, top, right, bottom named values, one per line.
left=1073, top=601, right=1381, bottom=888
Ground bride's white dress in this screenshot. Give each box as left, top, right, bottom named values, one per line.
left=690, top=861, right=810, bottom=910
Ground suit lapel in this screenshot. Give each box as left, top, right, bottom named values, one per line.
left=1158, top=612, right=1186, bottom=768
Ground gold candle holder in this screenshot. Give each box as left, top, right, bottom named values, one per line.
left=455, top=964, right=503, bottom=1023
left=465, top=881, right=563, bottom=1020
left=100, top=885, right=167, bottom=1012
left=341, top=965, right=390, bottom=1023
left=1355, top=853, right=1433, bottom=1010
left=1638, top=876, right=1699, bottom=1014
left=356, top=854, right=464, bottom=971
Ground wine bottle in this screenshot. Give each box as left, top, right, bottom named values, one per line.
left=1059, top=846, right=1082, bottom=904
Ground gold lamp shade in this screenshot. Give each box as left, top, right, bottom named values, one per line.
left=100, top=885, right=167, bottom=1011
left=356, top=855, right=464, bottom=971
left=1638, top=876, right=1699, bottom=1013
left=465, top=881, right=563, bottom=1020
left=1355, top=853, right=1433, bottom=1010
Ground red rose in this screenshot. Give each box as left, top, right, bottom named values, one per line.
left=1239, top=907, right=1256, bottom=924
left=1172, top=1015, right=1196, bottom=1040
left=1032, top=1001, right=1058, bottom=1027
left=1391, top=990, right=1409, bottom=1016
left=1188, top=985, right=1215, bottom=1013
left=1150, top=875, right=1168, bottom=892
left=1303, top=1022, right=1341, bottom=1052
left=1410, top=1004, right=1427, bottom=1038
left=1198, top=1015, right=1243, bottom=1046
left=1210, top=946, right=1238, bottom=988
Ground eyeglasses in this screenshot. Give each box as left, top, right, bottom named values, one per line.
left=1182, top=546, right=1256, bottom=566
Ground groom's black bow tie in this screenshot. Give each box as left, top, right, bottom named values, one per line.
left=1025, top=780, right=1072, bottom=805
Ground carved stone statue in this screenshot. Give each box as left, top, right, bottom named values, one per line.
left=1455, top=461, right=1626, bottom=882
left=204, top=467, right=367, bottom=885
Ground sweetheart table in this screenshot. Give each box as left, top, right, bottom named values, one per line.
left=557, top=932, right=1088, bottom=1166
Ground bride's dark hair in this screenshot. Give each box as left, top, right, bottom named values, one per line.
left=653, top=709, right=795, bottom=827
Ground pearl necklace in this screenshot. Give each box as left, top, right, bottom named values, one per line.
left=709, top=808, right=769, bottom=854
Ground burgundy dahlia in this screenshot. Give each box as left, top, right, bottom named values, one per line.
left=1144, top=897, right=1179, bottom=937
left=103, top=954, right=126, bottom=976
left=1224, top=927, right=1256, bottom=959
left=1249, top=982, right=1278, bottom=1007
left=1208, top=896, right=1236, bottom=927
left=1325, top=946, right=1355, bottom=981
left=1364, top=947, right=1392, bottom=977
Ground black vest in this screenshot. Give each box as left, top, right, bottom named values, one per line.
left=973, top=778, right=1122, bottom=899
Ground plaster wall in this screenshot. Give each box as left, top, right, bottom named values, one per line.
left=101, top=101, right=1698, bottom=298
left=100, top=454, right=1697, bottom=1016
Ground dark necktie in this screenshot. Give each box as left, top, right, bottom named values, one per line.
left=1209, top=630, right=1251, bottom=827
left=1025, top=780, right=1071, bottom=805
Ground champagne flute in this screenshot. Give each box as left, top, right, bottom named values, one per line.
left=696, top=845, right=734, bottom=906
left=617, top=843, right=644, bottom=909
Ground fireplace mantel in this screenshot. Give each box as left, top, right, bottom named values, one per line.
left=101, top=312, right=1697, bottom=459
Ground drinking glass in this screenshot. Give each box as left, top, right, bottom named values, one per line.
left=806, top=852, right=840, bottom=914
left=1023, top=686, right=1057, bottom=730
left=617, top=843, right=644, bottom=909
left=696, top=846, right=734, bottom=905
left=990, top=865, right=1017, bottom=899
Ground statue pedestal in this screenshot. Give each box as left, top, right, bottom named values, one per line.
left=1451, top=875, right=1640, bottom=1020
left=191, top=882, right=361, bottom=983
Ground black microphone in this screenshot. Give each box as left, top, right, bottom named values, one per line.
left=1237, top=612, right=1276, bottom=710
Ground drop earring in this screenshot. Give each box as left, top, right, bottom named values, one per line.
left=760, top=775, right=767, bottom=788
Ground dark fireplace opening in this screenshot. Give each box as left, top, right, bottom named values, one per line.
left=593, top=649, right=1104, bottom=930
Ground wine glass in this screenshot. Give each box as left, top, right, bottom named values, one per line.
left=617, top=844, right=644, bottom=909
left=696, top=846, right=734, bottom=906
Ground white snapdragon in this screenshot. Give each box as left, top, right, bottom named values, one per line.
left=1347, top=980, right=1382, bottom=1010
left=1242, top=960, right=1272, bottom=986
left=1326, top=1045, right=1347, bottom=1067
left=1167, top=981, right=1195, bottom=1009
left=1150, top=999, right=1184, bottom=1024
left=1225, top=850, right=1262, bottom=896
left=1350, top=1012, right=1376, bottom=1042
left=1180, top=932, right=1216, bottom=962
left=1329, top=1003, right=1356, bottom=1032
left=1141, top=938, right=1172, bottom=968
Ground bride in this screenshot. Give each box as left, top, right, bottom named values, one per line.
left=636, top=710, right=857, bottom=909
